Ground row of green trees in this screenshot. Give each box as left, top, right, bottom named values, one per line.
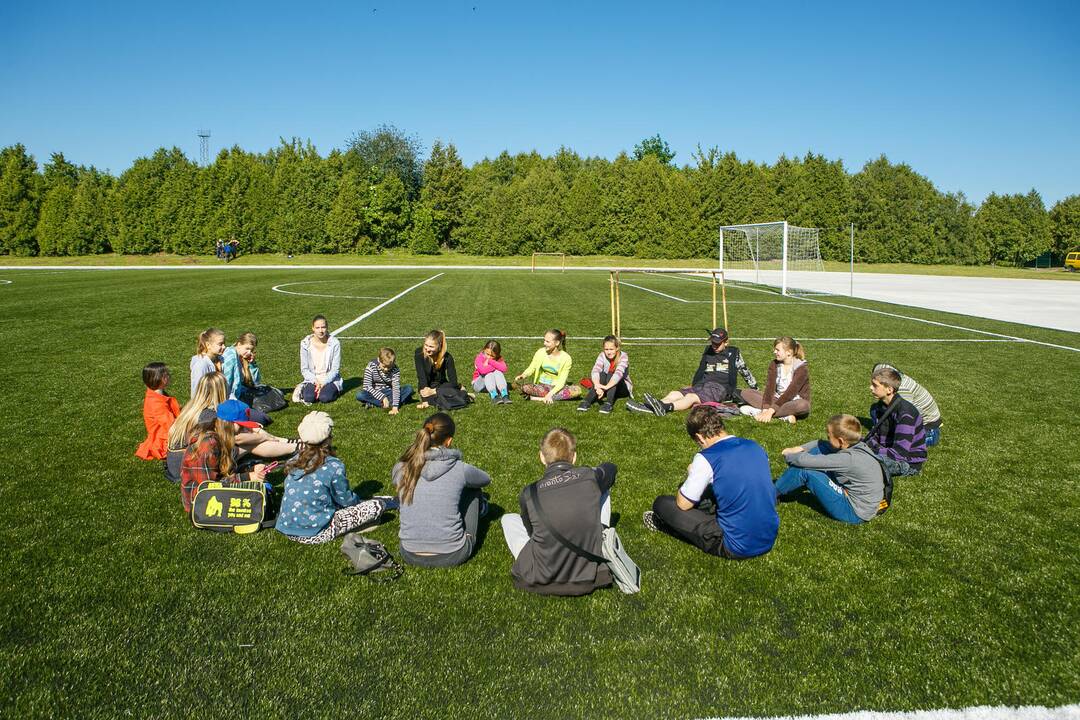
left=2, top=128, right=1077, bottom=264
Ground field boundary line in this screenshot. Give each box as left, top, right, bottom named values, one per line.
left=668, top=274, right=1080, bottom=354
left=336, top=335, right=1020, bottom=344
left=330, top=273, right=443, bottom=337
left=618, top=281, right=690, bottom=303
left=701, top=702, right=1080, bottom=720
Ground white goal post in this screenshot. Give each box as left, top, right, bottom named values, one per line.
left=719, top=221, right=824, bottom=296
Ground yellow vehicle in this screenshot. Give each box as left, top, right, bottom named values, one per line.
left=1066, top=252, right=1080, bottom=271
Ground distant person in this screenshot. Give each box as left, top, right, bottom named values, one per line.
left=501, top=427, right=616, bottom=595
left=190, top=327, right=226, bottom=397
left=643, top=405, right=779, bottom=559
left=393, top=413, right=491, bottom=568
left=223, top=238, right=237, bottom=262
left=276, top=411, right=391, bottom=544
left=738, top=336, right=811, bottom=424
left=414, top=329, right=470, bottom=410
left=357, top=347, right=412, bottom=414
left=515, top=329, right=580, bottom=403
left=577, top=335, right=632, bottom=414
left=215, top=238, right=224, bottom=259
left=873, top=363, right=942, bottom=446
left=472, top=340, right=511, bottom=405
left=628, top=328, right=757, bottom=416
left=135, top=362, right=180, bottom=462
left=298, top=315, right=342, bottom=404
left=775, top=414, right=887, bottom=523
left=866, top=366, right=927, bottom=476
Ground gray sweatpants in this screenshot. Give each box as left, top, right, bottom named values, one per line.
left=472, top=371, right=508, bottom=395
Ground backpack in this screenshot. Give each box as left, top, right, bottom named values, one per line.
left=434, top=384, right=471, bottom=410
left=248, top=385, right=288, bottom=413
left=191, top=480, right=267, bottom=533
left=340, top=535, right=403, bottom=581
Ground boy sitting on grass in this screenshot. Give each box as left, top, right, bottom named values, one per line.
left=775, top=414, right=887, bottom=524
left=643, top=405, right=778, bottom=559
left=356, top=347, right=412, bottom=415
left=500, top=428, right=616, bottom=596
left=867, top=366, right=927, bottom=476
left=873, top=362, right=943, bottom=447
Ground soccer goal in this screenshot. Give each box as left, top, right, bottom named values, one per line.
left=531, top=252, right=567, bottom=272
left=719, top=221, right=824, bottom=296
left=609, top=269, right=728, bottom=338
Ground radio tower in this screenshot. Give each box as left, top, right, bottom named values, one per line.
left=198, top=129, right=211, bottom=166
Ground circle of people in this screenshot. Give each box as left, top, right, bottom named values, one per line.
left=134, top=316, right=942, bottom=596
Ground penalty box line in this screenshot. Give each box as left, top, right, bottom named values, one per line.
left=330, top=273, right=444, bottom=337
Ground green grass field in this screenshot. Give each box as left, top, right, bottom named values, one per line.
left=1, top=267, right=1077, bottom=719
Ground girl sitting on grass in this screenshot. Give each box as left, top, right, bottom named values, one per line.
left=135, top=362, right=180, bottom=462
left=221, top=332, right=272, bottom=425
left=190, top=327, right=226, bottom=397
left=393, top=413, right=491, bottom=568
left=179, top=401, right=268, bottom=514
left=739, top=336, right=811, bottom=424
left=578, top=335, right=632, bottom=414
left=472, top=340, right=511, bottom=405
left=276, top=411, right=392, bottom=544
left=515, top=329, right=580, bottom=404
left=415, top=329, right=470, bottom=410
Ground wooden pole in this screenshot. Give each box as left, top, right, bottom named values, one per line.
left=614, top=271, right=621, bottom=337
left=711, top=271, right=717, bottom=329
left=609, top=271, right=616, bottom=335
left=720, top=271, right=729, bottom=330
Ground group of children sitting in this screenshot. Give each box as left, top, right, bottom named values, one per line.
left=135, top=321, right=943, bottom=595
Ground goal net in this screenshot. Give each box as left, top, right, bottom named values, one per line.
left=609, top=269, right=729, bottom=339
left=719, top=222, right=824, bottom=296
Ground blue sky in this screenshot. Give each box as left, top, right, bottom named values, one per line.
left=2, top=0, right=1077, bottom=205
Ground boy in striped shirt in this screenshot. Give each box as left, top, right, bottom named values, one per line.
left=867, top=366, right=927, bottom=476
left=873, top=363, right=943, bottom=447
left=356, top=348, right=412, bottom=415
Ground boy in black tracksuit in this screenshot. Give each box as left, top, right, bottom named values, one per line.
left=629, top=327, right=757, bottom=416
left=500, top=428, right=616, bottom=596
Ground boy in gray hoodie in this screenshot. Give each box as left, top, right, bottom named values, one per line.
left=774, top=414, right=887, bottom=524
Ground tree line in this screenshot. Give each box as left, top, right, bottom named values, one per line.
left=1, top=127, right=1077, bottom=265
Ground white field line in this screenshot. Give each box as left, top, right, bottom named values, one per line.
left=668, top=274, right=1080, bottom=354
left=0, top=279, right=11, bottom=285
left=336, top=336, right=1019, bottom=345
left=618, top=281, right=690, bottom=303
left=271, top=280, right=387, bottom=300
left=330, top=273, right=444, bottom=337
left=701, top=703, right=1080, bottom=720
left=0, top=264, right=715, bottom=271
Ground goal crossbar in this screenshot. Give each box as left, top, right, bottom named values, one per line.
left=531, top=252, right=567, bottom=272
left=609, top=269, right=728, bottom=338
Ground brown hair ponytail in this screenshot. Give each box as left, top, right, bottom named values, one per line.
left=397, top=413, right=455, bottom=505
left=775, top=336, right=805, bottom=360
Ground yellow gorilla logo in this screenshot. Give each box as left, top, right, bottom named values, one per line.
left=205, top=495, right=224, bottom=518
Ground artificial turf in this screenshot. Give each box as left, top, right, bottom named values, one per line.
left=0, top=267, right=1076, bottom=719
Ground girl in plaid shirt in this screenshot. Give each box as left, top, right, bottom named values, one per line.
left=179, top=404, right=268, bottom=513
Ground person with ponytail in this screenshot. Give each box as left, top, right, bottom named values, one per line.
left=392, top=413, right=491, bottom=567
left=738, top=336, right=811, bottom=424
left=190, top=328, right=226, bottom=397
left=276, top=412, right=392, bottom=543
left=514, top=329, right=580, bottom=403
left=414, top=329, right=470, bottom=410
left=222, top=332, right=261, bottom=401
left=299, top=315, right=343, bottom=404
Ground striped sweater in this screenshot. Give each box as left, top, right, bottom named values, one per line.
left=362, top=360, right=403, bottom=408
left=867, top=396, right=927, bottom=469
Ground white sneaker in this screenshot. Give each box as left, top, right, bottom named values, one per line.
left=739, top=405, right=761, bottom=417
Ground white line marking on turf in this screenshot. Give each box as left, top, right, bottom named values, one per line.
left=618, top=281, right=690, bottom=303
left=330, top=273, right=444, bottom=337
left=336, top=335, right=1019, bottom=344
left=700, top=702, right=1080, bottom=720
left=271, top=280, right=387, bottom=300
left=668, top=274, right=1080, bottom=354
left=0, top=279, right=11, bottom=285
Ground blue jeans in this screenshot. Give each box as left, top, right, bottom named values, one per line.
left=356, top=385, right=413, bottom=408
left=775, top=443, right=863, bottom=524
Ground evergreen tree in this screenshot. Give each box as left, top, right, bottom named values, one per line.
left=408, top=205, right=440, bottom=255
left=366, top=172, right=410, bottom=249
left=346, top=124, right=424, bottom=200
left=0, top=144, right=42, bottom=256
left=36, top=153, right=79, bottom=256
left=419, top=141, right=467, bottom=249
left=326, top=170, right=374, bottom=253
left=975, top=190, right=1051, bottom=266
left=633, top=134, right=676, bottom=165
left=1049, top=195, right=1080, bottom=256
left=66, top=169, right=111, bottom=254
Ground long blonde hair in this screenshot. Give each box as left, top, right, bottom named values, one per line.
left=235, top=332, right=258, bottom=387
left=424, top=329, right=447, bottom=369
left=397, top=413, right=454, bottom=506
left=193, top=417, right=236, bottom=476
left=169, top=372, right=227, bottom=450
left=196, top=327, right=225, bottom=371
left=774, top=336, right=805, bottom=360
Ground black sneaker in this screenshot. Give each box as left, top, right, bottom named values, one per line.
left=577, top=399, right=592, bottom=412
left=373, top=495, right=400, bottom=512
left=642, top=510, right=660, bottom=531
left=599, top=402, right=613, bottom=414
left=625, top=400, right=655, bottom=415
left=643, top=392, right=668, bottom=416
left=478, top=497, right=490, bottom=519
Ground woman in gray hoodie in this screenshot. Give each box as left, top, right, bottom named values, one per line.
left=393, top=413, right=492, bottom=567
left=774, top=414, right=887, bottom=523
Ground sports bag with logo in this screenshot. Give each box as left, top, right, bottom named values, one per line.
left=191, top=481, right=266, bottom=534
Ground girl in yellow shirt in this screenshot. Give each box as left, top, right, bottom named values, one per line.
left=514, top=329, right=582, bottom=404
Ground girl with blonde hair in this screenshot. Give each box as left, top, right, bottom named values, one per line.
left=739, top=336, right=811, bottom=424
left=190, top=328, right=226, bottom=397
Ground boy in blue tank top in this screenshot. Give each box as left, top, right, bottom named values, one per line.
left=644, top=405, right=779, bottom=558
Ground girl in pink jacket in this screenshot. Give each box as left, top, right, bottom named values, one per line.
left=472, top=340, right=511, bottom=405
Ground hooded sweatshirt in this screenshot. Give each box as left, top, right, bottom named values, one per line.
left=393, top=446, right=491, bottom=554
left=786, top=440, right=885, bottom=521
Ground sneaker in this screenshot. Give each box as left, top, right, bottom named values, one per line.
left=373, top=495, right=400, bottom=512
left=478, top=497, right=490, bottom=519
left=626, top=400, right=654, bottom=415
left=577, top=400, right=592, bottom=412
left=739, top=405, right=761, bottom=417
left=642, top=510, right=660, bottom=531
left=643, top=392, right=668, bottom=416
left=500, top=395, right=512, bottom=405
left=599, top=402, right=614, bottom=414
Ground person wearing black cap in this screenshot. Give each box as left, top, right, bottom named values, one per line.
left=627, top=328, right=757, bottom=416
